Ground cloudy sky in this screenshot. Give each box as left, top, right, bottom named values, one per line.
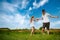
left=0, top=0, right=60, bottom=29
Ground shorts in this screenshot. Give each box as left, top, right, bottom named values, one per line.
left=43, top=22, right=50, bottom=30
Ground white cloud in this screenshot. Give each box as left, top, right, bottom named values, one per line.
left=29, top=7, right=32, bottom=11
left=50, top=21, right=60, bottom=29
left=2, top=0, right=29, bottom=11
left=33, top=0, right=48, bottom=8
left=2, top=2, right=18, bottom=13
left=21, top=0, right=29, bottom=9
left=0, top=1, right=31, bottom=29
left=3, top=3, right=14, bottom=12
left=0, top=13, right=30, bottom=29
left=13, top=14, right=25, bottom=25
left=51, top=21, right=60, bottom=26
left=29, top=0, right=48, bottom=10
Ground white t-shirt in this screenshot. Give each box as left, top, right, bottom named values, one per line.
left=42, top=13, right=50, bottom=23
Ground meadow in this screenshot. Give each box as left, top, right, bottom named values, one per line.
left=0, top=29, right=60, bottom=40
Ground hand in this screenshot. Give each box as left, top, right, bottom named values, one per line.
left=36, top=18, right=39, bottom=21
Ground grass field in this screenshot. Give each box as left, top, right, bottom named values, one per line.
left=0, top=29, right=60, bottom=40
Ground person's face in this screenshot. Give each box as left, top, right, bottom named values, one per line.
left=42, top=11, right=45, bottom=15
left=32, top=17, right=34, bottom=20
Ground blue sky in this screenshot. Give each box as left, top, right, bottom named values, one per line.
left=0, top=0, right=60, bottom=29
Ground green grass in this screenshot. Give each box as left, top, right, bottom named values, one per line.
left=0, top=30, right=60, bottom=40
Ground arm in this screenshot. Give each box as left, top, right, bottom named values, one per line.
left=47, top=13, right=59, bottom=18
left=35, top=17, right=43, bottom=21
left=49, top=15, right=58, bottom=18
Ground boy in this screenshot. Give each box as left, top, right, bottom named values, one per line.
left=37, top=9, right=58, bottom=35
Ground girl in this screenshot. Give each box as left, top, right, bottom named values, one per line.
left=30, top=16, right=35, bottom=35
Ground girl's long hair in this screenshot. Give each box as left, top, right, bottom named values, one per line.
left=30, top=16, right=34, bottom=23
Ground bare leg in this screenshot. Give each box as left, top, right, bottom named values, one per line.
left=47, top=30, right=49, bottom=35
left=31, top=26, right=35, bottom=35
left=42, top=28, right=45, bottom=35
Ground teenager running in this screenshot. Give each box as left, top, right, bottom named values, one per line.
left=37, top=9, right=58, bottom=35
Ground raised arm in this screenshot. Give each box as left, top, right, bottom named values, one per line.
left=47, top=13, right=59, bottom=18
left=49, top=15, right=58, bottom=18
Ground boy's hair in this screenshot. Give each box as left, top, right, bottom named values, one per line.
left=42, top=9, right=45, bottom=12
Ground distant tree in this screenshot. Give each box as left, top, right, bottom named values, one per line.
left=39, top=27, right=42, bottom=30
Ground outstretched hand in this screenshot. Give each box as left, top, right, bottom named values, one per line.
left=36, top=18, right=39, bottom=21
left=55, top=16, right=59, bottom=18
